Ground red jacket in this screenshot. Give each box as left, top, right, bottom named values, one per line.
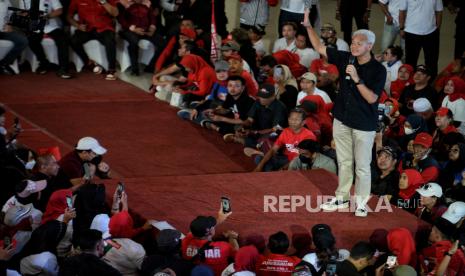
left=179, top=54, right=217, bottom=97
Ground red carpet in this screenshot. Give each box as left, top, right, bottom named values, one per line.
left=0, top=72, right=428, bottom=249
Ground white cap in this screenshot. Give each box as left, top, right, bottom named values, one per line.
left=442, top=201, right=465, bottom=224
left=413, top=98, right=432, bottom=113
left=4, top=203, right=33, bottom=226
left=90, top=213, right=111, bottom=239
left=17, top=180, right=47, bottom=198
left=416, top=183, right=443, bottom=198
left=76, top=137, right=107, bottom=155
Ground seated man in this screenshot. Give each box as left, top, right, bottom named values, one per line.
left=67, top=0, right=119, bottom=80
left=20, top=0, right=72, bottom=78
left=227, top=54, right=258, bottom=97
left=319, top=23, right=349, bottom=52
left=256, top=231, right=301, bottom=275
left=272, top=21, right=297, bottom=53
left=252, top=108, right=316, bottom=172
left=336, top=242, right=375, bottom=276
left=0, top=0, right=28, bottom=75
left=57, top=137, right=110, bottom=187
left=370, top=146, right=399, bottom=200
left=297, top=72, right=332, bottom=105
left=288, top=139, right=337, bottom=174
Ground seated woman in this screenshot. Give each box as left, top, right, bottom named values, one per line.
left=390, top=64, right=414, bottom=101
left=441, top=76, right=465, bottom=135
left=441, top=142, right=465, bottom=202
left=434, top=56, right=465, bottom=92
left=398, top=114, right=428, bottom=151
left=387, top=228, right=417, bottom=267
left=273, top=64, right=298, bottom=110
left=381, top=45, right=403, bottom=96
left=432, top=107, right=457, bottom=163
left=382, top=97, right=407, bottom=141
left=390, top=169, right=424, bottom=213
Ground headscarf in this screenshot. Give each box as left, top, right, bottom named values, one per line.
left=446, top=76, right=465, bottom=102
left=399, top=169, right=424, bottom=200
left=445, top=143, right=465, bottom=175
left=275, top=64, right=298, bottom=90
left=391, top=64, right=414, bottom=100
left=109, top=211, right=137, bottom=239
left=383, top=97, right=400, bottom=117
left=234, top=245, right=259, bottom=272
left=179, top=54, right=211, bottom=74
left=41, top=189, right=73, bottom=225
left=387, top=228, right=417, bottom=267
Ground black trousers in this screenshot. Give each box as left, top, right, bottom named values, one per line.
left=70, top=30, right=116, bottom=71
left=28, top=28, right=70, bottom=70
left=405, top=29, right=440, bottom=78
left=119, top=30, right=156, bottom=70
left=339, top=0, right=368, bottom=44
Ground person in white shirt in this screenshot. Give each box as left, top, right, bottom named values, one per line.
left=399, top=0, right=443, bottom=78
left=295, top=33, right=319, bottom=68
left=297, top=72, right=332, bottom=104
left=319, top=23, right=349, bottom=52
left=378, top=0, right=405, bottom=52
left=381, top=45, right=403, bottom=95
left=442, top=77, right=465, bottom=135
left=272, top=21, right=297, bottom=53
left=278, top=0, right=320, bottom=36
left=247, top=25, right=267, bottom=59
left=20, top=0, right=72, bottom=78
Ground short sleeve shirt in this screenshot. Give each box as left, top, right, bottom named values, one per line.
left=327, top=47, right=386, bottom=131
left=247, top=99, right=288, bottom=130
left=222, top=92, right=255, bottom=121
left=68, top=0, right=117, bottom=32
left=400, top=0, right=443, bottom=35
left=274, top=128, right=316, bottom=161
left=20, top=0, right=63, bottom=33
left=256, top=253, right=301, bottom=275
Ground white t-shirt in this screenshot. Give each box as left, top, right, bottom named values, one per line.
left=20, top=251, right=59, bottom=276
left=103, top=238, right=146, bottom=276
left=295, top=47, right=320, bottom=68
left=19, top=0, right=63, bottom=33
left=272, top=37, right=297, bottom=53
left=0, top=0, right=12, bottom=31
left=400, top=0, right=443, bottom=35
left=319, top=38, right=349, bottom=52
left=379, top=0, right=403, bottom=26
left=280, top=0, right=307, bottom=13
left=442, top=96, right=465, bottom=134
left=297, top=87, right=332, bottom=105
left=382, top=59, right=402, bottom=95
left=253, top=39, right=267, bottom=57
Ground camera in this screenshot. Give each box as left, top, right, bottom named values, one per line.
left=376, top=104, right=391, bottom=132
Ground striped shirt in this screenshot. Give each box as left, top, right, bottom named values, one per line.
left=239, top=0, right=269, bottom=27
left=280, top=0, right=313, bottom=13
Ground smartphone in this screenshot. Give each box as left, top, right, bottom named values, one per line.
left=273, top=67, right=283, bottom=79
left=117, top=182, right=125, bottom=198
left=66, top=196, right=73, bottom=208
left=325, top=263, right=337, bottom=276
left=386, top=255, right=397, bottom=269
left=3, top=236, right=11, bottom=249
left=221, top=196, right=231, bottom=213
left=83, top=163, right=91, bottom=180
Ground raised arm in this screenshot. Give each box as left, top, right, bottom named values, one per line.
left=302, top=8, right=327, bottom=58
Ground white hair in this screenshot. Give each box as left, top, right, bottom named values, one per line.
left=352, top=29, right=376, bottom=45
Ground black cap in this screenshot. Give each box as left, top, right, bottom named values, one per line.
left=190, top=216, right=216, bottom=237
left=311, top=224, right=335, bottom=250
left=434, top=217, right=456, bottom=239
left=377, top=146, right=398, bottom=159
left=156, top=229, right=182, bottom=248
left=257, top=84, right=275, bottom=98
left=415, top=65, right=432, bottom=76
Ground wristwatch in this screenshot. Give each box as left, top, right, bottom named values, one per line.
left=444, top=251, right=453, bottom=257
left=99, top=0, right=107, bottom=5
left=354, top=79, right=364, bottom=86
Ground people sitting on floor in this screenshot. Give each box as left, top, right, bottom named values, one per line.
left=297, top=72, right=332, bottom=105
left=371, top=146, right=399, bottom=200
left=226, top=54, right=259, bottom=98
left=288, top=139, right=337, bottom=174
left=256, top=231, right=301, bottom=275
left=391, top=168, right=423, bottom=213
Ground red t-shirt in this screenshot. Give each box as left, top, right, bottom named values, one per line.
left=68, top=0, right=118, bottom=33
left=256, top=253, right=301, bottom=275
left=181, top=233, right=235, bottom=276
left=241, top=71, right=259, bottom=98
left=309, top=59, right=339, bottom=78
left=274, top=128, right=316, bottom=161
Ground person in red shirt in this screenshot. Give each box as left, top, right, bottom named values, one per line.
left=227, top=54, right=259, bottom=97
left=256, top=231, right=301, bottom=275
left=182, top=207, right=238, bottom=276
left=309, top=55, right=339, bottom=97
left=252, top=107, right=316, bottom=172
left=67, top=0, right=119, bottom=80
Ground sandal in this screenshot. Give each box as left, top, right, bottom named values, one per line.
left=105, top=72, right=117, bottom=80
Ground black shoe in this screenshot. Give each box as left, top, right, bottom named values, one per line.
left=0, top=64, right=16, bottom=75
left=130, top=68, right=140, bottom=76
left=36, top=62, right=49, bottom=75
left=57, top=69, right=72, bottom=79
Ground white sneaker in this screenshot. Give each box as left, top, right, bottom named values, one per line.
left=320, top=198, right=349, bottom=211
left=355, top=207, right=368, bottom=217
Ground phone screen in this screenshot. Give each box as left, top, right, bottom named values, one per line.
left=386, top=256, right=397, bottom=268
left=325, top=263, right=337, bottom=276
left=117, top=182, right=125, bottom=197
left=221, top=197, right=231, bottom=213
left=66, top=196, right=73, bottom=208
left=3, top=237, right=11, bottom=249
left=83, top=163, right=91, bottom=180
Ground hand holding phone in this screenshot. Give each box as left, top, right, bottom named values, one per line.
left=83, top=163, right=91, bottom=180
left=117, top=182, right=125, bottom=198
left=386, top=255, right=397, bottom=269
left=221, top=197, right=231, bottom=213
left=66, top=196, right=73, bottom=208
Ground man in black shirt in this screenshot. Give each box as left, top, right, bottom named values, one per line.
left=371, top=146, right=399, bottom=199
left=399, top=65, right=437, bottom=116
left=304, top=9, right=386, bottom=217
left=337, top=241, right=375, bottom=276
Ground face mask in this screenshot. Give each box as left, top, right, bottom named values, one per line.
left=299, top=155, right=313, bottom=165
left=25, top=159, right=36, bottom=170
left=404, top=126, right=414, bottom=135
left=91, top=155, right=103, bottom=165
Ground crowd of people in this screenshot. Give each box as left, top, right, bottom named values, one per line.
left=1, top=0, right=465, bottom=275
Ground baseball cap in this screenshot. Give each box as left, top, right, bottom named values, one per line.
left=415, top=65, right=432, bottom=76
left=416, top=182, right=443, bottom=198
left=190, top=216, right=216, bottom=237
left=413, top=98, right=432, bottom=113
left=436, top=107, right=451, bottom=117
left=16, top=179, right=47, bottom=198
left=179, top=27, right=196, bottom=40
left=90, top=214, right=111, bottom=239
left=321, top=23, right=336, bottom=32
left=434, top=217, right=457, bottom=238
left=214, top=60, right=230, bottom=72
left=226, top=53, right=243, bottom=62
left=4, top=204, right=33, bottom=226
left=221, top=41, right=240, bottom=51
left=300, top=72, right=317, bottom=83
left=413, top=132, right=433, bottom=148
left=377, top=146, right=398, bottom=159
left=76, top=137, right=107, bottom=155
left=441, top=201, right=465, bottom=224
left=257, top=84, right=275, bottom=98
left=156, top=229, right=182, bottom=248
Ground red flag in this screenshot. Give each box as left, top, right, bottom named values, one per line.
left=210, top=0, right=219, bottom=62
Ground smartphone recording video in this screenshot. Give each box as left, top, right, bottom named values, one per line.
left=386, top=255, right=397, bottom=269
left=117, top=182, right=125, bottom=198
left=221, top=197, right=231, bottom=213
left=66, top=196, right=73, bottom=208
left=83, top=163, right=91, bottom=180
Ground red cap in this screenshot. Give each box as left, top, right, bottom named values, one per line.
left=226, top=53, right=243, bottom=62
left=179, top=28, right=196, bottom=40
left=413, top=132, right=433, bottom=148
left=436, top=107, right=450, bottom=117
